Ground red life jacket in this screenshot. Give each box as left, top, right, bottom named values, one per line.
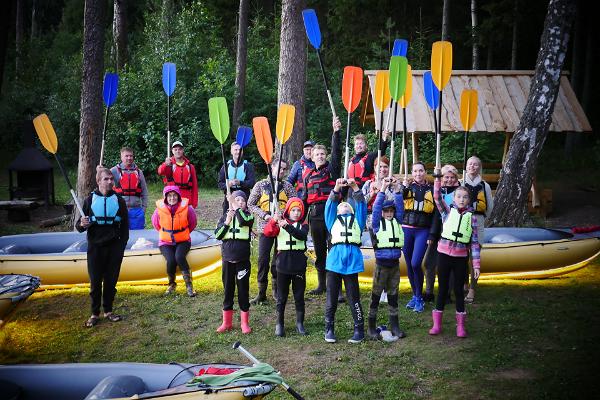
left=114, top=166, right=142, bottom=197
left=295, top=158, right=313, bottom=192
left=305, top=165, right=335, bottom=204
left=170, top=163, right=193, bottom=190
left=347, top=153, right=373, bottom=187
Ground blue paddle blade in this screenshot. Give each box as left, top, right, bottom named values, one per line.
left=302, top=9, right=321, bottom=50
left=236, top=126, right=253, bottom=148
left=102, top=72, right=119, bottom=107
left=162, top=62, right=176, bottom=96
left=423, top=71, right=440, bottom=110
left=392, top=39, right=408, bottom=57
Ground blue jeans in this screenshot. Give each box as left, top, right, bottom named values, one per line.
left=402, top=226, right=429, bottom=297
left=128, top=207, right=145, bottom=230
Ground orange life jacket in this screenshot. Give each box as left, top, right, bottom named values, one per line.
left=114, top=166, right=142, bottom=197
left=156, top=198, right=191, bottom=243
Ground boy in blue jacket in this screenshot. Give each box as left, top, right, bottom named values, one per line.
left=368, top=177, right=406, bottom=340
left=324, top=178, right=367, bottom=344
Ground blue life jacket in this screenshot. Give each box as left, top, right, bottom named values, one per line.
left=227, top=160, right=247, bottom=181
left=90, top=193, right=121, bottom=225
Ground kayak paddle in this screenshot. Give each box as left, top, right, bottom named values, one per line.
left=208, top=97, right=231, bottom=197
left=399, top=65, right=413, bottom=180
left=423, top=71, right=440, bottom=175
left=302, top=9, right=337, bottom=119
left=33, top=114, right=85, bottom=217
left=162, top=62, right=176, bottom=157
left=341, top=66, right=363, bottom=180
left=385, top=39, right=409, bottom=131
left=373, top=70, right=390, bottom=182
left=274, top=104, right=295, bottom=209
left=233, top=341, right=304, bottom=400
left=100, top=72, right=119, bottom=166
left=459, top=89, right=478, bottom=184
left=388, top=56, right=408, bottom=179
left=431, top=41, right=452, bottom=170
left=233, top=125, right=253, bottom=180
left=252, top=116, right=276, bottom=209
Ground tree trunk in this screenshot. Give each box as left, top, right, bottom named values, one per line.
left=15, top=0, right=24, bottom=79
left=276, top=0, right=307, bottom=164
left=76, top=0, right=106, bottom=214
left=441, top=0, right=450, bottom=41
left=471, top=0, right=478, bottom=69
left=30, top=0, right=37, bottom=42
left=511, top=0, right=519, bottom=69
left=232, top=0, right=249, bottom=136
left=488, top=0, right=576, bottom=227
left=112, top=0, right=128, bottom=72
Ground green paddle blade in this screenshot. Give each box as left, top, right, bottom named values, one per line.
left=208, top=97, right=230, bottom=145
left=389, top=56, right=408, bottom=102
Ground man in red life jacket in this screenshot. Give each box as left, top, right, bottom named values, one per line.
left=111, top=147, right=149, bottom=229
left=287, top=140, right=316, bottom=200
left=347, top=132, right=390, bottom=189
left=157, top=141, right=199, bottom=208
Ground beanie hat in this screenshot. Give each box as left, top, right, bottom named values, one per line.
left=284, top=197, right=305, bottom=221
left=382, top=200, right=396, bottom=210
left=231, top=190, right=247, bottom=202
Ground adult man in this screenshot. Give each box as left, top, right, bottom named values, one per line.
left=248, top=159, right=297, bottom=304
left=347, top=132, right=389, bottom=189
left=287, top=140, right=315, bottom=200
left=303, top=117, right=342, bottom=295
left=218, top=141, right=256, bottom=213
left=76, top=167, right=129, bottom=328
left=110, top=147, right=149, bottom=229
left=157, top=141, right=199, bottom=208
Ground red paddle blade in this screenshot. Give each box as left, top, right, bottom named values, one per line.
left=341, top=66, right=363, bottom=113
left=252, top=116, right=273, bottom=164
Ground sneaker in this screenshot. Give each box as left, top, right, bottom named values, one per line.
left=413, top=297, right=425, bottom=313
left=405, top=296, right=417, bottom=309
left=380, top=291, right=388, bottom=303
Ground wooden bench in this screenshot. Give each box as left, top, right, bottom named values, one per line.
left=0, top=200, right=40, bottom=223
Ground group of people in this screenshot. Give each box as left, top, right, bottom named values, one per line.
left=76, top=119, right=493, bottom=343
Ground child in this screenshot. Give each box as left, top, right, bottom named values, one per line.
left=429, top=169, right=481, bottom=338
left=368, top=177, right=406, bottom=340
left=263, top=197, right=309, bottom=337
left=324, top=178, right=367, bottom=344
left=152, top=185, right=197, bottom=297
left=214, top=190, right=255, bottom=334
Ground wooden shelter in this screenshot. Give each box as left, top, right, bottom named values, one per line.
left=360, top=70, right=592, bottom=216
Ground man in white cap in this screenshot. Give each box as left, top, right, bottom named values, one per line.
left=157, top=140, right=198, bottom=208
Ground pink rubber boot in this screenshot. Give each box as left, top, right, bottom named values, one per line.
left=429, top=310, right=443, bottom=335
left=240, top=311, right=252, bottom=334
left=456, top=311, right=468, bottom=338
left=216, top=310, right=233, bottom=333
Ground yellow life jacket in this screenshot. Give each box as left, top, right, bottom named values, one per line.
left=258, top=186, right=288, bottom=212
left=403, top=184, right=434, bottom=214
left=277, top=222, right=307, bottom=251
left=441, top=208, right=473, bottom=244
left=374, top=218, right=404, bottom=249
left=223, top=211, right=251, bottom=241
left=331, top=215, right=362, bottom=246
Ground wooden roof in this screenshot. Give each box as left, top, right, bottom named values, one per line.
left=360, top=70, right=592, bottom=133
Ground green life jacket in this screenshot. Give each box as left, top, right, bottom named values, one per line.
left=441, top=208, right=473, bottom=244
left=223, top=211, right=251, bottom=241
left=277, top=222, right=306, bottom=251
left=374, top=218, right=404, bottom=249
left=331, top=214, right=362, bottom=246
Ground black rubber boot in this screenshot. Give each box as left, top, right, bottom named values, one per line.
left=275, top=310, right=285, bottom=337
left=348, top=323, right=365, bottom=344
left=309, top=270, right=326, bottom=295
left=389, top=314, right=406, bottom=338
left=368, top=315, right=380, bottom=340
left=271, top=277, right=278, bottom=301
left=324, top=319, right=336, bottom=343
left=164, top=274, right=176, bottom=295
left=296, top=310, right=306, bottom=335
left=250, top=283, right=268, bottom=305
left=182, top=272, right=197, bottom=297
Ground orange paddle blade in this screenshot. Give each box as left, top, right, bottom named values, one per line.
left=373, top=71, right=391, bottom=112
left=33, top=114, right=58, bottom=154
left=275, top=104, right=295, bottom=144
left=341, top=66, right=363, bottom=113
left=460, top=89, right=478, bottom=131
left=253, top=116, right=273, bottom=164
left=431, top=41, right=452, bottom=90
left=400, top=65, right=413, bottom=109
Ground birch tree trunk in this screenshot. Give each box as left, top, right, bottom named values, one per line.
left=276, top=0, right=307, bottom=163
left=232, top=0, right=249, bottom=135
left=76, top=0, right=106, bottom=213
left=488, top=0, right=576, bottom=227
left=112, top=0, right=128, bottom=72
left=471, top=0, right=479, bottom=69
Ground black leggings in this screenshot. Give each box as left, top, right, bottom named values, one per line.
left=160, top=242, right=191, bottom=275
left=87, top=240, right=125, bottom=316
left=325, top=272, right=363, bottom=325
left=257, top=234, right=276, bottom=285
left=435, top=252, right=468, bottom=313
left=309, top=204, right=329, bottom=272
left=276, top=272, right=306, bottom=314
left=222, top=260, right=251, bottom=312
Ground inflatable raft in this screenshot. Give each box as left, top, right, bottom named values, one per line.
left=0, top=230, right=222, bottom=287
left=0, top=362, right=278, bottom=399
left=0, top=274, right=40, bottom=326
left=310, top=227, right=600, bottom=281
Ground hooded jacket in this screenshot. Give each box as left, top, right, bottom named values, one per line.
left=152, top=185, right=197, bottom=246
left=157, top=156, right=199, bottom=208
left=370, top=191, right=405, bottom=267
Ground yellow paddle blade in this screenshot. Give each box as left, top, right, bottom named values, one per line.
left=431, top=41, right=452, bottom=90
left=460, top=89, right=478, bottom=131
left=374, top=71, right=391, bottom=112
left=33, top=114, right=58, bottom=154
left=400, top=65, right=413, bottom=109
left=275, top=104, right=295, bottom=144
